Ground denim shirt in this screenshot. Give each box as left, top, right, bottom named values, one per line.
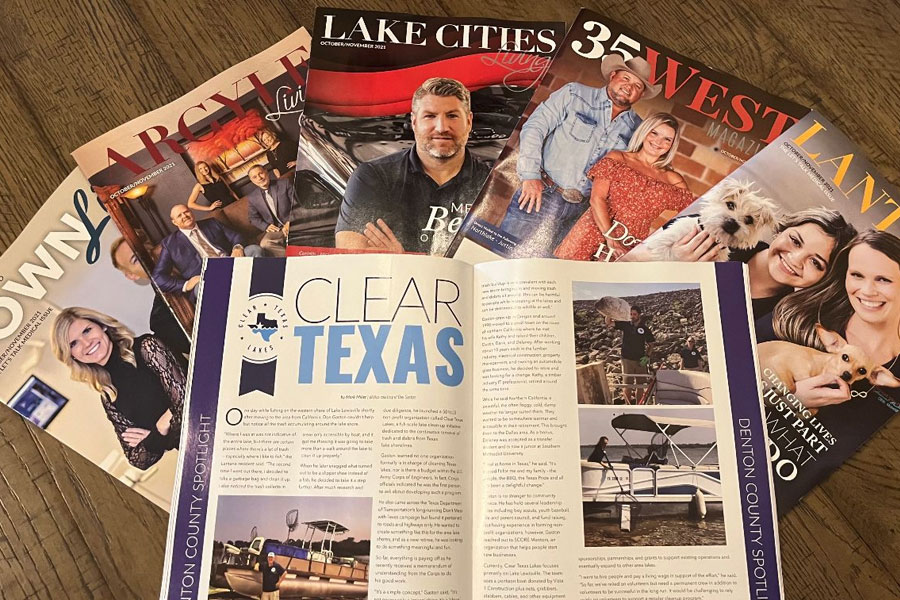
left=517, top=83, right=642, bottom=196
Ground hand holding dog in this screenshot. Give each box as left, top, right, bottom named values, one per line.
left=673, top=225, right=726, bottom=262
left=794, top=373, right=851, bottom=408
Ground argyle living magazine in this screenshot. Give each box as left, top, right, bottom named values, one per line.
left=0, top=170, right=190, bottom=510
left=160, top=255, right=782, bottom=600
left=448, top=8, right=807, bottom=264
left=285, top=8, right=564, bottom=257
left=619, top=111, right=900, bottom=511
left=72, top=28, right=311, bottom=338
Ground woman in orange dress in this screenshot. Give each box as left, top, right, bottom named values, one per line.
left=555, top=112, right=694, bottom=260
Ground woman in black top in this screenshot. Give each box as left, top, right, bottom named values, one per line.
left=767, top=230, right=900, bottom=413
left=52, top=307, right=186, bottom=470
left=628, top=208, right=855, bottom=320
left=187, top=160, right=238, bottom=212
left=261, top=130, right=296, bottom=178
left=738, top=208, right=856, bottom=320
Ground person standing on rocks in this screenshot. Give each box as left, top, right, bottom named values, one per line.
left=606, top=305, right=655, bottom=403
left=678, top=336, right=704, bottom=371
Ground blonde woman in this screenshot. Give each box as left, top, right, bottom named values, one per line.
left=187, top=160, right=238, bottom=212
left=555, top=112, right=693, bottom=260
left=260, top=129, right=296, bottom=178
left=51, top=307, right=186, bottom=470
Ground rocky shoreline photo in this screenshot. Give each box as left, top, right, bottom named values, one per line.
left=573, top=287, right=709, bottom=372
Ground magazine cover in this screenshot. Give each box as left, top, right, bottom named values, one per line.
left=159, top=255, right=781, bottom=600
left=72, top=28, right=311, bottom=336
left=285, top=8, right=564, bottom=256
left=448, top=8, right=808, bottom=264
left=0, top=170, right=190, bottom=510
left=622, top=111, right=900, bottom=511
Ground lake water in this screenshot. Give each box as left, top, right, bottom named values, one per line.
left=583, top=505, right=726, bottom=547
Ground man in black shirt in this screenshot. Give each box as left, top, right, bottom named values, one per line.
left=335, top=77, right=490, bottom=255
left=260, top=551, right=286, bottom=600
left=607, top=305, right=655, bottom=403
left=678, top=336, right=704, bottom=371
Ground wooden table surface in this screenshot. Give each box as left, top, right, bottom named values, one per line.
left=1, top=1, right=898, bottom=598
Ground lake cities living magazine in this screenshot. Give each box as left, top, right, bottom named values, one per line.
left=285, top=8, right=563, bottom=257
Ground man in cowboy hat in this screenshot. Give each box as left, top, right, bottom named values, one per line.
left=501, top=54, right=661, bottom=255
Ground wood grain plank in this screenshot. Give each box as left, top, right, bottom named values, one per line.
left=0, top=1, right=898, bottom=599
left=781, top=487, right=900, bottom=599
left=752, top=0, right=900, bottom=183
left=0, top=412, right=111, bottom=600
left=122, top=0, right=303, bottom=92
left=0, top=409, right=169, bottom=600
left=816, top=418, right=900, bottom=590
left=0, top=0, right=184, bottom=153
left=0, top=58, right=71, bottom=251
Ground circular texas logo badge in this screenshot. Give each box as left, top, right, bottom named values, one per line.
left=237, top=293, right=289, bottom=363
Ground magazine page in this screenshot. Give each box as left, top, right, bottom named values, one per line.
left=285, top=8, right=564, bottom=257
left=0, top=169, right=190, bottom=510
left=622, top=110, right=900, bottom=511
left=159, top=255, right=473, bottom=600
left=449, top=8, right=807, bottom=264
left=72, top=28, right=311, bottom=337
left=472, top=259, right=782, bottom=599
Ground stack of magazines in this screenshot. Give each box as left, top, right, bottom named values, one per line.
left=1, top=7, right=896, bottom=600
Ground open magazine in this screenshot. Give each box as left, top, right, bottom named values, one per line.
left=0, top=170, right=189, bottom=510
left=621, top=111, right=900, bottom=510
left=160, top=255, right=782, bottom=600
left=285, top=8, right=563, bottom=256
left=448, top=8, right=807, bottom=264
left=72, top=28, right=311, bottom=337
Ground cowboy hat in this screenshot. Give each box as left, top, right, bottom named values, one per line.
left=600, top=55, right=661, bottom=100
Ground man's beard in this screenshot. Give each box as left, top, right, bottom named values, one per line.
left=422, top=136, right=463, bottom=160
left=607, top=87, right=635, bottom=108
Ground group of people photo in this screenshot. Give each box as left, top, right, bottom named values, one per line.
left=603, top=305, right=707, bottom=405
left=492, top=47, right=900, bottom=457
left=67, top=122, right=300, bottom=470
left=100, top=124, right=300, bottom=313
left=635, top=187, right=900, bottom=450
left=498, top=54, right=698, bottom=260
left=758, top=224, right=900, bottom=448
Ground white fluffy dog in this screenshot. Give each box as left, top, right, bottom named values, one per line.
left=641, top=178, right=779, bottom=261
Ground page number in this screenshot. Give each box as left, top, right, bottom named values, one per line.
left=571, top=21, right=642, bottom=61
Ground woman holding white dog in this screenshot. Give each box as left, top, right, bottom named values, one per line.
left=763, top=229, right=900, bottom=454
left=744, top=208, right=856, bottom=319
left=643, top=207, right=855, bottom=320
left=554, top=112, right=694, bottom=260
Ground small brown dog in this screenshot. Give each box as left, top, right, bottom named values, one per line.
left=758, top=324, right=900, bottom=393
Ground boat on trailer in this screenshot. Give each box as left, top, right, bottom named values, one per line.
left=582, top=414, right=721, bottom=529
left=221, top=520, right=368, bottom=598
